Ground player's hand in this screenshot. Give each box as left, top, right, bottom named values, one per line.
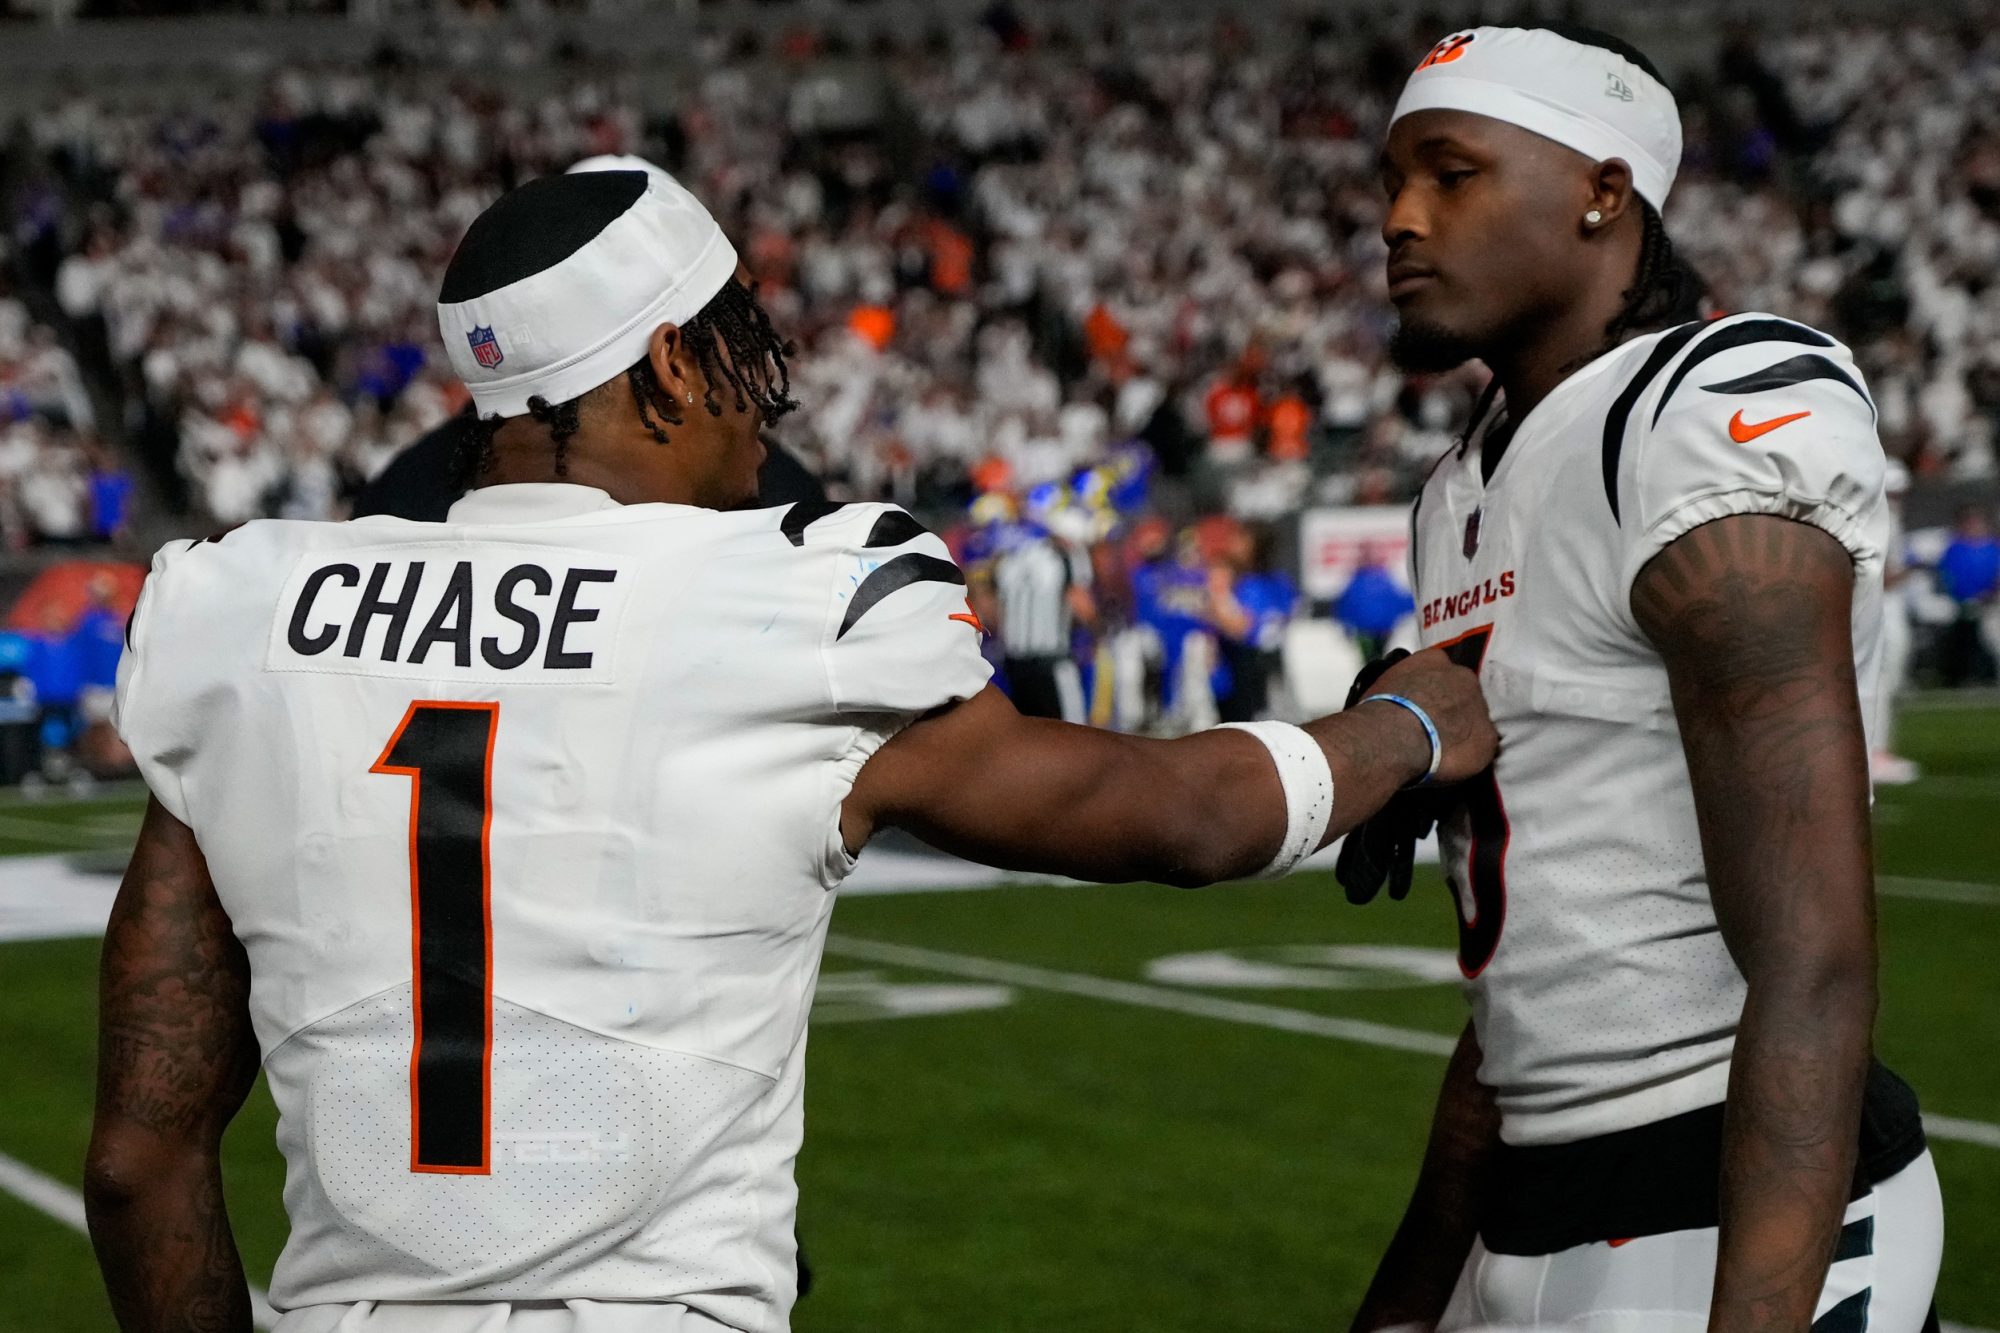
left=1363, top=647, right=1498, bottom=786
left=1335, top=649, right=1494, bottom=906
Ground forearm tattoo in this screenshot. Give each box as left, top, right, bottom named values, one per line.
left=90, top=802, right=258, bottom=1333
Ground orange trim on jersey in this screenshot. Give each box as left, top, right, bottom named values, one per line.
left=371, top=699, right=499, bottom=1177
left=369, top=704, right=427, bottom=1175
left=1430, top=621, right=1495, bottom=656
left=1728, top=408, right=1811, bottom=443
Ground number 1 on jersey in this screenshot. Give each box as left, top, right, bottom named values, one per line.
left=371, top=701, right=498, bottom=1174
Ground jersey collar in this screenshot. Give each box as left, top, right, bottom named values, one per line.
left=447, top=483, right=625, bottom=525
left=1470, top=336, right=1651, bottom=490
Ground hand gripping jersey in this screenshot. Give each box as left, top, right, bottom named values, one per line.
left=114, top=484, right=991, bottom=1326
left=1411, top=314, right=1888, bottom=1146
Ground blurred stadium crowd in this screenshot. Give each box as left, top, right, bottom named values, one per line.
left=1, top=6, right=1999, bottom=754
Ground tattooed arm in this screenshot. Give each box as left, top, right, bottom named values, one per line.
left=85, top=797, right=259, bottom=1333
left=1632, top=515, right=1877, bottom=1333
left=1349, top=1022, right=1498, bottom=1333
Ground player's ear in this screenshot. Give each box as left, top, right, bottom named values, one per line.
left=1586, top=159, right=1637, bottom=232
left=646, top=323, right=694, bottom=402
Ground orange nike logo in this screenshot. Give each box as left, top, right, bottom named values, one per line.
left=949, top=609, right=986, bottom=633
left=1728, top=408, right=1811, bottom=442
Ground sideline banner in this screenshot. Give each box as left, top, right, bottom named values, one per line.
left=1297, top=506, right=1412, bottom=601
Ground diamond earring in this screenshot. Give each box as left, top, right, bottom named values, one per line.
left=1585, top=209, right=1604, bottom=226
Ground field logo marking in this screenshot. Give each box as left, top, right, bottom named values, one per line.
left=812, top=970, right=1016, bottom=1024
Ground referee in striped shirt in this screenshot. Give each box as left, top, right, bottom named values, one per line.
left=995, top=509, right=1098, bottom=721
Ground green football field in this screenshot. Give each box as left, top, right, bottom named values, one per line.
left=0, top=702, right=1995, bottom=1332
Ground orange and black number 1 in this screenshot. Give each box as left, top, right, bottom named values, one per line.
left=372, top=701, right=498, bottom=1175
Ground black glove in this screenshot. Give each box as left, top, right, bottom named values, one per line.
left=1334, top=651, right=1448, bottom=905
left=1343, top=648, right=1408, bottom=709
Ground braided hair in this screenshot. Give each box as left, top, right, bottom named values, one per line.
left=1602, top=198, right=1707, bottom=344
left=458, top=276, right=799, bottom=486
left=1542, top=24, right=1710, bottom=347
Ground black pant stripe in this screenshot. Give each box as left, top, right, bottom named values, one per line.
left=1813, top=1288, right=1872, bottom=1333
left=1833, top=1214, right=1876, bottom=1264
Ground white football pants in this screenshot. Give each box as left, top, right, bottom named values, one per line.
left=275, top=1301, right=742, bottom=1333
left=1440, top=1152, right=1943, bottom=1332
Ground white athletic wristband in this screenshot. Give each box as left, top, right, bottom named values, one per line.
left=1218, top=721, right=1336, bottom=879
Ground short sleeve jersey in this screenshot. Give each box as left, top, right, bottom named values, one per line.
left=114, top=484, right=990, bottom=1326
left=1410, top=315, right=1888, bottom=1146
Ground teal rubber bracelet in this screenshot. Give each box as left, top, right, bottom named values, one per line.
left=1368, top=693, right=1442, bottom=787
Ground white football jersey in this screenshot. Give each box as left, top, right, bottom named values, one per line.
left=114, top=484, right=991, bottom=1327
left=1411, top=314, right=1888, bottom=1146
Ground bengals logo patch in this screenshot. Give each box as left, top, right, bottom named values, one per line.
left=1416, top=33, right=1475, bottom=72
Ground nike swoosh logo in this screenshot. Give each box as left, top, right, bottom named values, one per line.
left=1729, top=408, right=1812, bottom=442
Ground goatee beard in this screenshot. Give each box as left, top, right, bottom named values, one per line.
left=1390, top=319, right=1479, bottom=374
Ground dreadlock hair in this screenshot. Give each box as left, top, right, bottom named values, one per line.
left=457, top=276, right=799, bottom=488
left=1540, top=24, right=1711, bottom=347
left=625, top=276, right=798, bottom=446
left=1604, top=198, right=1709, bottom=345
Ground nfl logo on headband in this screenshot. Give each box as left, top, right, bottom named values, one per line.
left=437, top=170, right=739, bottom=419
left=467, top=326, right=504, bottom=371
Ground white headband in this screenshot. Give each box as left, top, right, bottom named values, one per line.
left=439, top=171, right=738, bottom=419
left=1391, top=26, right=1682, bottom=208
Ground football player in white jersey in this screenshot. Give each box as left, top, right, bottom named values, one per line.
left=83, top=169, right=1496, bottom=1332
left=1346, top=25, right=1945, bottom=1333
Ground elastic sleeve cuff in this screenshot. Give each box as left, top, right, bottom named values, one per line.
left=1633, top=488, right=1879, bottom=589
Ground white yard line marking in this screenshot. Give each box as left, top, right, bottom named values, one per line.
left=4, top=846, right=1996, bottom=947
left=826, top=935, right=1459, bottom=1057
left=0, top=932, right=1990, bottom=1328
left=0, top=855, right=120, bottom=942
left=826, top=936, right=2000, bottom=1153
left=1879, top=875, right=2000, bottom=906
left=1886, top=775, right=2000, bottom=800
left=0, top=1148, right=276, bottom=1328
left=0, top=1148, right=86, bottom=1231
left=1924, top=1114, right=2000, bottom=1150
